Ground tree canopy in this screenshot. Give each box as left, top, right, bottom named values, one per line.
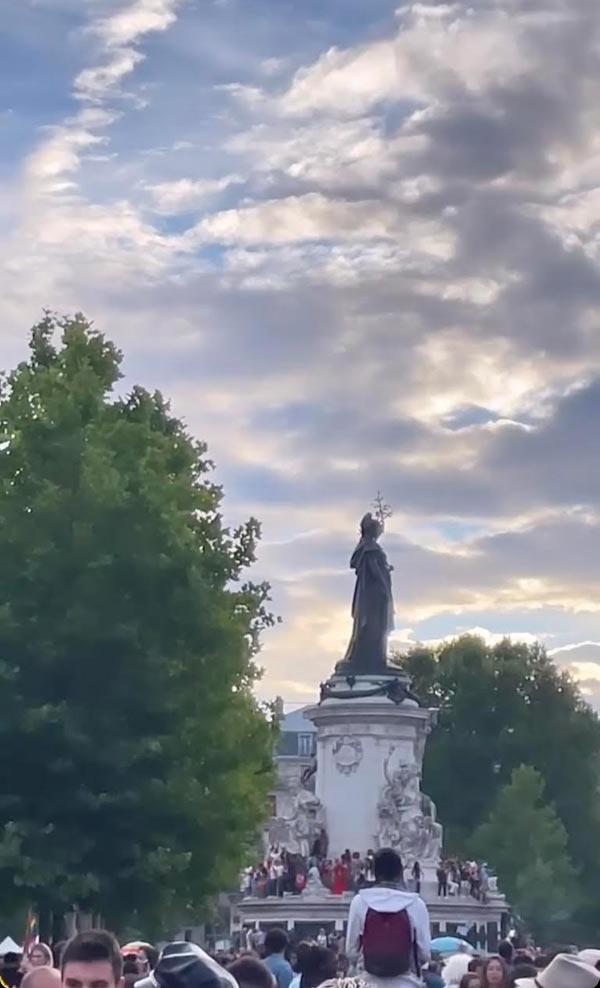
left=473, top=765, right=578, bottom=938
left=0, top=314, right=276, bottom=932
left=394, top=635, right=600, bottom=934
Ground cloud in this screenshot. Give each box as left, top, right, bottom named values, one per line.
left=91, top=0, right=183, bottom=48
left=194, top=192, right=456, bottom=254
left=2, top=0, right=600, bottom=707
left=142, top=174, right=242, bottom=214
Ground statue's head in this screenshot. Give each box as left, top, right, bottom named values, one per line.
left=360, top=512, right=383, bottom=540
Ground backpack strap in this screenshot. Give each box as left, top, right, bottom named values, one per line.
left=413, top=934, right=420, bottom=978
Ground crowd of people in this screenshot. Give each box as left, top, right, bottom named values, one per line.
left=243, top=846, right=381, bottom=898
left=1, top=851, right=598, bottom=988
left=434, top=862, right=493, bottom=901
left=243, top=847, right=492, bottom=901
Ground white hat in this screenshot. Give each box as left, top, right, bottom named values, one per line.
left=578, top=953, right=600, bottom=971
left=517, top=954, right=600, bottom=988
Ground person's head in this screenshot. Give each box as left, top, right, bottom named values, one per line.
left=3, top=955, right=22, bottom=971
left=293, top=944, right=311, bottom=975
left=483, top=957, right=509, bottom=988
left=498, top=943, right=514, bottom=966
left=577, top=952, right=600, bottom=973
left=263, top=930, right=288, bottom=958
left=227, top=957, right=274, bottom=988
left=443, top=955, right=471, bottom=987
left=360, top=514, right=382, bottom=540
left=30, top=946, right=54, bottom=969
left=137, top=942, right=237, bottom=988
left=468, top=960, right=484, bottom=976
left=122, top=956, right=139, bottom=988
left=510, top=964, right=537, bottom=988
left=61, top=931, right=123, bottom=988
left=140, top=948, right=159, bottom=973
left=297, top=947, right=336, bottom=988
left=336, top=956, right=349, bottom=979
left=22, top=969, right=61, bottom=988
left=373, top=848, right=403, bottom=884
left=459, top=975, right=481, bottom=988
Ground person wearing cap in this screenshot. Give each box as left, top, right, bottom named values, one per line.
left=515, top=954, right=600, bottom=988
left=136, top=943, right=237, bottom=988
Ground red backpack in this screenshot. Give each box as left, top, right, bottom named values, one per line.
left=361, top=906, right=415, bottom=978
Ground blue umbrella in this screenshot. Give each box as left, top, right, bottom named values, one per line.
left=430, top=936, right=474, bottom=956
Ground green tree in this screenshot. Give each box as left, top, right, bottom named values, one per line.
left=394, top=635, right=600, bottom=933
left=0, top=314, right=276, bottom=933
left=472, top=766, right=578, bottom=938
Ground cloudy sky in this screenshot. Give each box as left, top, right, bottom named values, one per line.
left=2, top=0, right=600, bottom=706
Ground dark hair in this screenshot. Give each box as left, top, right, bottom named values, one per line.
left=122, top=957, right=139, bottom=977
left=297, top=947, right=336, bottom=988
left=468, top=959, right=484, bottom=974
left=459, top=975, right=481, bottom=988
left=61, top=931, right=122, bottom=982
left=374, top=848, right=403, bottom=883
left=482, top=956, right=509, bottom=988
left=510, top=965, right=537, bottom=988
left=264, top=929, right=288, bottom=957
left=3, top=954, right=21, bottom=967
left=498, top=942, right=514, bottom=964
left=228, top=958, right=274, bottom=988
left=293, top=944, right=312, bottom=975
left=141, top=947, right=159, bottom=971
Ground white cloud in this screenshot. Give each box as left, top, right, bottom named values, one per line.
left=3, top=0, right=600, bottom=707
left=91, top=0, right=184, bottom=48
left=194, top=193, right=456, bottom=254
left=143, top=175, right=242, bottom=214
left=74, top=49, right=144, bottom=101
left=280, top=4, right=529, bottom=117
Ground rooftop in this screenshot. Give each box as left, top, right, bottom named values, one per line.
left=281, top=706, right=316, bottom=734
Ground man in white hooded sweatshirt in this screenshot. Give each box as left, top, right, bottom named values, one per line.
left=346, top=849, right=431, bottom=988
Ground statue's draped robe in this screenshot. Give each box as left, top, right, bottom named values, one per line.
left=341, top=536, right=394, bottom=673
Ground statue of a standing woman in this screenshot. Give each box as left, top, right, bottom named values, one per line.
left=337, top=513, right=395, bottom=675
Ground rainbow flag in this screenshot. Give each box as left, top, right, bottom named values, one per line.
left=22, top=909, right=39, bottom=953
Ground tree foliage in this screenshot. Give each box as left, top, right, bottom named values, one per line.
left=394, top=635, right=600, bottom=932
left=0, top=314, right=276, bottom=931
left=472, top=765, right=578, bottom=938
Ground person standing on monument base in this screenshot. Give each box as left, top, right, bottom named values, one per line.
left=411, top=861, right=421, bottom=894
left=346, top=848, right=431, bottom=988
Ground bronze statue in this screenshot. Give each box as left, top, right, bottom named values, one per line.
left=336, top=512, right=395, bottom=675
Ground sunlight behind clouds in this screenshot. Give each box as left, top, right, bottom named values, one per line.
left=1, top=0, right=600, bottom=703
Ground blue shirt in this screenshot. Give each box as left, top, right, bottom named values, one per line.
left=265, top=954, right=294, bottom=988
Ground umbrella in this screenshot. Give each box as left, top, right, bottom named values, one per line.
left=430, top=936, right=475, bottom=956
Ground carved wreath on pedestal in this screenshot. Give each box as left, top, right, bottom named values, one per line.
left=333, top=736, right=363, bottom=776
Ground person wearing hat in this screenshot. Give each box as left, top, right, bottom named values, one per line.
left=136, top=943, right=237, bottom=988
left=516, top=954, right=600, bottom=988
left=577, top=954, right=600, bottom=973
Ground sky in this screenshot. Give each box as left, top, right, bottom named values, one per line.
left=1, top=0, right=600, bottom=707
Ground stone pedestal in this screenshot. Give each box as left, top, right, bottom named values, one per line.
left=304, top=675, right=442, bottom=879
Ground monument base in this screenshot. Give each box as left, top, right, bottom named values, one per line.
left=305, top=675, right=441, bottom=879
left=234, top=886, right=508, bottom=950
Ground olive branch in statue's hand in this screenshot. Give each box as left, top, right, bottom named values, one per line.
left=373, top=490, right=393, bottom=527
